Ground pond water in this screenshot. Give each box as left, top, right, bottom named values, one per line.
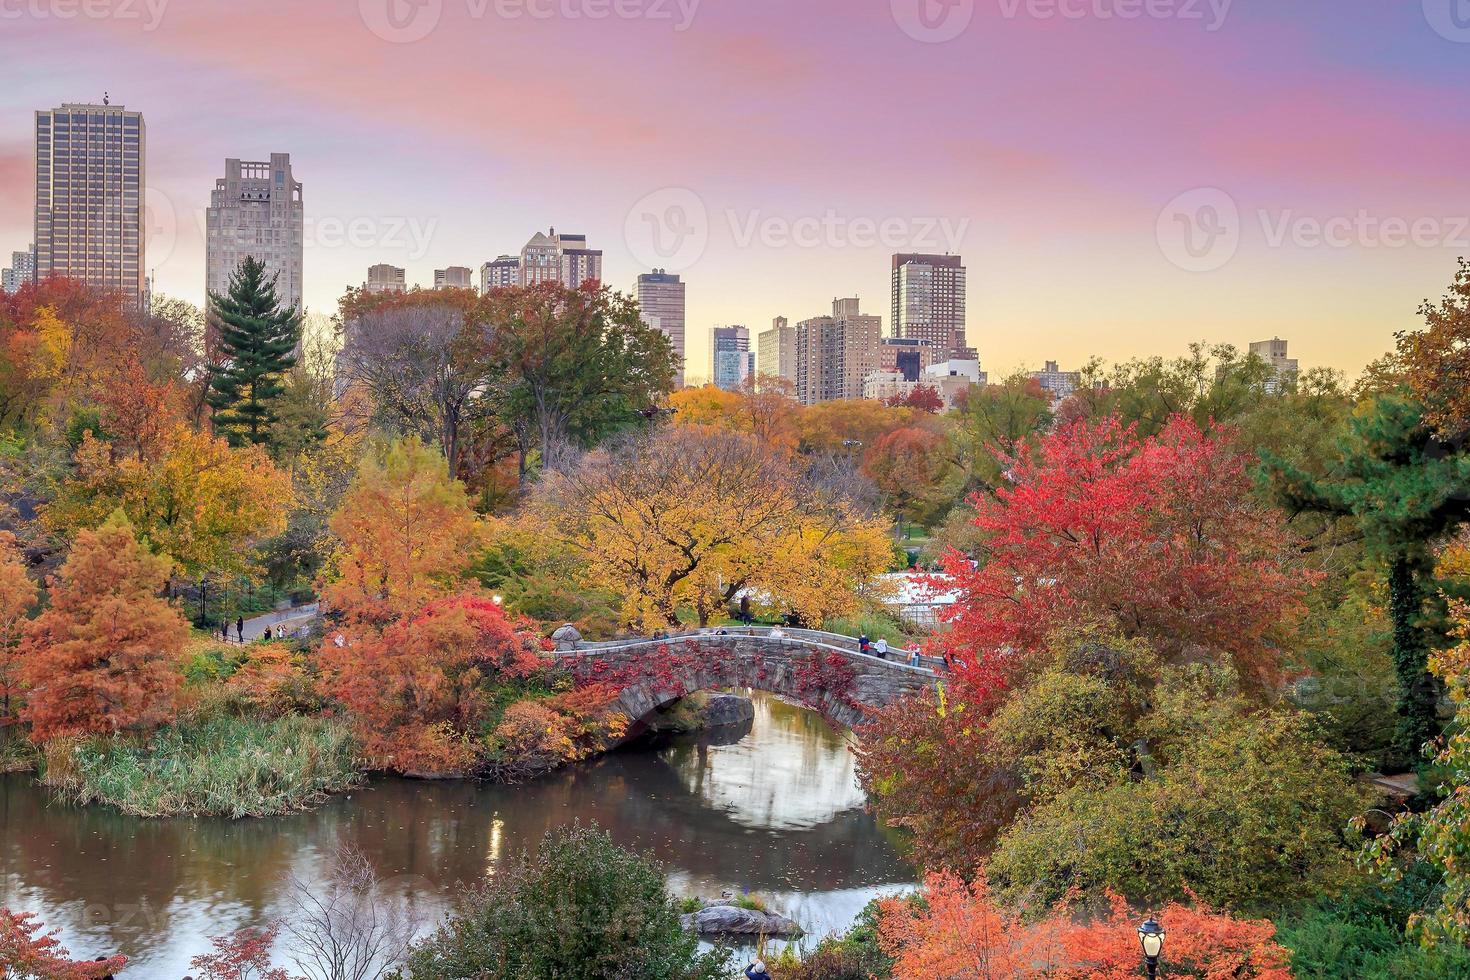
left=0, top=692, right=915, bottom=976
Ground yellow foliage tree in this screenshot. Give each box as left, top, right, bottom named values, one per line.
left=532, top=426, right=892, bottom=629
left=44, top=425, right=291, bottom=578
left=0, top=532, right=38, bottom=723
left=321, top=436, right=484, bottom=624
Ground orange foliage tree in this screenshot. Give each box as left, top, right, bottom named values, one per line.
left=0, top=532, right=37, bottom=724
left=321, top=437, right=483, bottom=625
left=318, top=595, right=545, bottom=775
left=19, top=514, right=187, bottom=742
left=879, top=872, right=1294, bottom=980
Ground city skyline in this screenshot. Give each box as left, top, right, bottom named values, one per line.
left=2, top=2, right=1468, bottom=381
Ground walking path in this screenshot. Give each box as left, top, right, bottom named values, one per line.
left=219, top=602, right=320, bottom=643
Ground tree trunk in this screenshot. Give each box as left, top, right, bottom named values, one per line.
left=1388, top=553, right=1442, bottom=766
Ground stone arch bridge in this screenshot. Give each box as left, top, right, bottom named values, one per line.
left=554, top=626, right=941, bottom=729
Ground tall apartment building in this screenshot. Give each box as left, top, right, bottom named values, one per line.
left=364, top=263, right=407, bottom=294
left=480, top=255, right=520, bottom=292
left=879, top=336, right=935, bottom=381
left=1250, top=337, right=1300, bottom=394
left=2, top=246, right=35, bottom=294
left=434, top=266, right=473, bottom=290
left=891, top=253, right=967, bottom=361
left=711, top=325, right=753, bottom=391
left=795, top=297, right=882, bottom=406
left=1029, top=360, right=1082, bottom=401
left=206, top=154, right=303, bottom=311
left=757, top=316, right=797, bottom=386
left=520, top=228, right=602, bottom=288
left=636, top=269, right=687, bottom=387
left=34, top=101, right=146, bottom=306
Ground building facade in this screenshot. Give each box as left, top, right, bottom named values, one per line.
left=206, top=153, right=303, bottom=312
left=891, top=253, right=967, bottom=361
left=364, top=263, right=407, bottom=294
left=711, top=325, right=753, bottom=391
left=757, top=316, right=797, bottom=386
left=795, top=297, right=882, bottom=405
left=879, top=336, right=935, bottom=381
left=520, top=228, right=602, bottom=288
left=1250, top=337, right=1300, bottom=394
left=1029, top=360, right=1082, bottom=401
left=34, top=102, right=146, bottom=305
left=480, top=255, right=520, bottom=292
left=636, top=269, right=687, bottom=387
left=2, top=247, right=35, bottom=294
left=434, top=266, right=473, bottom=289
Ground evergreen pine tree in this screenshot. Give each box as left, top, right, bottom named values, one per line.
left=206, top=256, right=301, bottom=447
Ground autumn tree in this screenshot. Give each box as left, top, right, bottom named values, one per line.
left=336, top=289, right=500, bottom=476
left=44, top=425, right=291, bottom=579
left=947, top=375, right=1053, bottom=496
left=190, top=925, right=299, bottom=980
left=798, top=399, right=907, bottom=456
left=669, top=376, right=801, bottom=454
left=19, top=513, right=187, bottom=741
left=531, top=425, right=892, bottom=629
left=884, top=384, right=944, bottom=413
left=862, top=425, right=958, bottom=528
left=1265, top=393, right=1470, bottom=761
left=0, top=532, right=37, bottom=723
left=321, top=437, right=483, bottom=624
left=207, top=256, right=302, bottom=448
left=318, top=595, right=543, bottom=775
left=877, top=873, right=1294, bottom=980
left=0, top=909, right=128, bottom=979
left=1399, top=257, right=1470, bottom=439
left=482, top=281, right=677, bottom=478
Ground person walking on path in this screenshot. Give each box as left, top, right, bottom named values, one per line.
left=236, top=616, right=244, bottom=643
left=858, top=632, right=871, bottom=656
left=908, top=644, right=922, bottom=668
left=875, top=637, right=888, bottom=660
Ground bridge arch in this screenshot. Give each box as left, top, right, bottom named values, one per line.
left=554, top=627, right=940, bottom=729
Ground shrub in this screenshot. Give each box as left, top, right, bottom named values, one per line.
left=394, top=824, right=729, bottom=980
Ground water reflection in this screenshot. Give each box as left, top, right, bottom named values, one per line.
left=0, top=692, right=913, bottom=975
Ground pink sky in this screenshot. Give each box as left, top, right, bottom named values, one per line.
left=2, top=0, right=1468, bottom=381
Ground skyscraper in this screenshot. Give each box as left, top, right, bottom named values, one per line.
left=757, top=316, right=797, bottom=386
left=434, top=266, right=473, bottom=289
left=795, top=297, right=882, bottom=405
left=206, top=154, right=304, bottom=312
left=891, top=253, right=967, bottom=360
left=364, top=263, right=407, bottom=294
left=520, top=228, right=602, bottom=288
left=1250, top=338, right=1300, bottom=394
left=480, top=255, right=520, bottom=292
left=636, top=269, right=686, bottom=387
left=34, top=101, right=146, bottom=305
left=711, top=325, right=753, bottom=391
left=1, top=246, right=35, bottom=294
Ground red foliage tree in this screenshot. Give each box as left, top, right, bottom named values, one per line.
left=878, top=872, right=1293, bottom=979
left=940, top=416, right=1309, bottom=692
left=190, top=925, right=299, bottom=980
left=0, top=908, right=127, bottom=979
left=19, top=514, right=187, bottom=742
left=318, top=595, right=544, bottom=775
left=885, top=384, right=945, bottom=413
left=0, top=532, right=37, bottom=725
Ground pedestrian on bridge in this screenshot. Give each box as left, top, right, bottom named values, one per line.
left=875, top=637, right=888, bottom=659
left=858, top=632, right=870, bottom=656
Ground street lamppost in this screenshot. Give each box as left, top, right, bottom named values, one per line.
left=1138, top=917, right=1165, bottom=979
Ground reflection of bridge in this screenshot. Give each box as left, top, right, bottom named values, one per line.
left=555, top=627, right=940, bottom=728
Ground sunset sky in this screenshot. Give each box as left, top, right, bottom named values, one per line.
left=3, top=0, right=1468, bottom=382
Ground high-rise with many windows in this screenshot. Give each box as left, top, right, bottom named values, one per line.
left=2, top=247, right=35, bottom=294
left=757, top=316, right=797, bottom=386
left=636, top=269, right=686, bottom=387
left=206, top=154, right=304, bottom=311
left=711, top=325, right=753, bottom=390
left=363, top=263, right=407, bottom=294
left=480, top=255, right=520, bottom=292
left=891, top=253, right=967, bottom=360
left=520, top=228, right=602, bottom=288
left=34, top=101, right=146, bottom=305
left=434, top=266, right=473, bottom=289
left=795, top=297, right=882, bottom=405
